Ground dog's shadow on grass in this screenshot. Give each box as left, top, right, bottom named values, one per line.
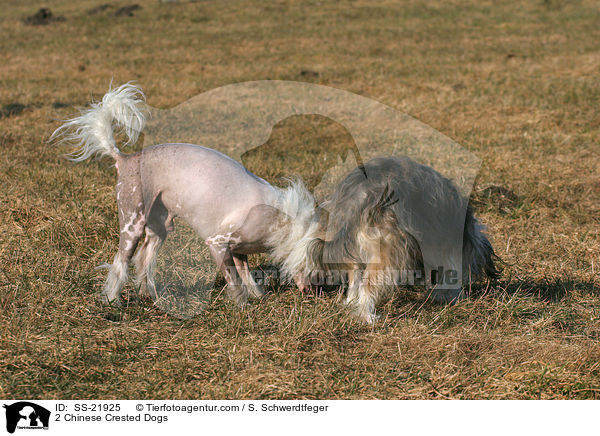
left=101, top=262, right=281, bottom=322
left=100, top=265, right=598, bottom=323
left=470, top=276, right=599, bottom=302
left=101, top=278, right=224, bottom=323
left=377, top=276, right=600, bottom=324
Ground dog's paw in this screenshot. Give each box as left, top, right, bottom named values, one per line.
left=248, top=285, right=265, bottom=299
left=353, top=309, right=379, bottom=324
left=363, top=313, right=380, bottom=325
left=99, top=293, right=123, bottom=308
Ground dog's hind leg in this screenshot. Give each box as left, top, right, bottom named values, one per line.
left=101, top=167, right=146, bottom=306
left=101, top=209, right=145, bottom=306
left=133, top=193, right=172, bottom=300
left=425, top=250, right=465, bottom=304
left=133, top=227, right=165, bottom=300
left=342, top=264, right=379, bottom=323
left=232, top=253, right=264, bottom=298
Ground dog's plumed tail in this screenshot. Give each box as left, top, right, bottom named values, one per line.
left=50, top=82, right=147, bottom=162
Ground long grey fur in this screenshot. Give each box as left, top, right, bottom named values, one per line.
left=307, top=156, right=499, bottom=322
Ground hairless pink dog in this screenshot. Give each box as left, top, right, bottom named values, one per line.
left=52, top=83, right=317, bottom=307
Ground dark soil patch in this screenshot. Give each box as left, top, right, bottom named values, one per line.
left=300, top=69, right=320, bottom=78
left=87, top=4, right=114, bottom=15
left=24, top=8, right=66, bottom=25
left=114, top=4, right=141, bottom=17
left=472, top=184, right=520, bottom=214
left=0, top=103, right=27, bottom=118
left=52, top=101, right=70, bottom=109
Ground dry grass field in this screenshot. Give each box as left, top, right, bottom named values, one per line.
left=1, top=0, right=599, bottom=399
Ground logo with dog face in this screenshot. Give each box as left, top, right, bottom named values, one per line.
left=2, top=402, right=50, bottom=434
left=139, top=81, right=484, bottom=319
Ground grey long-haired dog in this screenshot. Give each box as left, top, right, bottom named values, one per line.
left=295, top=157, right=500, bottom=323
left=51, top=83, right=318, bottom=308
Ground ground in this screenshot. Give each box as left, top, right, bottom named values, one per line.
left=0, top=0, right=599, bottom=399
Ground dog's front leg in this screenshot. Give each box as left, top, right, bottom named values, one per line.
left=232, top=253, right=264, bottom=299
left=346, top=266, right=380, bottom=324
left=133, top=227, right=165, bottom=301
left=207, top=244, right=249, bottom=308
left=425, top=257, right=466, bottom=304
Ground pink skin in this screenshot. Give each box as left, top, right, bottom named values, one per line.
left=102, top=143, right=301, bottom=306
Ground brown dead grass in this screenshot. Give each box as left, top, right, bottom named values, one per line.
left=0, top=0, right=599, bottom=399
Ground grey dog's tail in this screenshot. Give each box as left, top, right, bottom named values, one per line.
left=367, top=183, right=500, bottom=283
left=50, top=82, right=147, bottom=162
